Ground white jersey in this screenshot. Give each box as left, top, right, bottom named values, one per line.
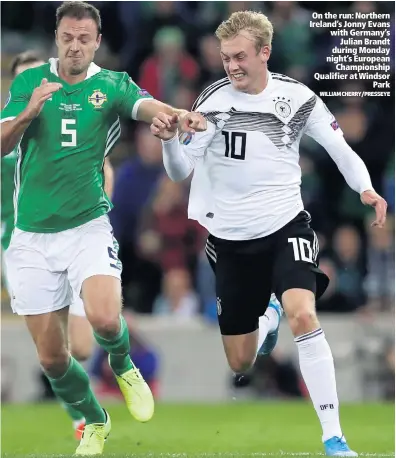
left=162, top=72, right=373, bottom=241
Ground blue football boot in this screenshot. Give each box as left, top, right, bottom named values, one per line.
left=324, top=435, right=358, bottom=457
left=258, top=294, right=283, bottom=356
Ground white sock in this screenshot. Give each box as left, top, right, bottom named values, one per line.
left=295, top=329, right=342, bottom=442
left=256, top=306, right=279, bottom=354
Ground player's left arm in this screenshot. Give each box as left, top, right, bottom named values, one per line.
left=304, top=96, right=387, bottom=228
left=116, top=73, right=206, bottom=133
left=103, top=157, right=114, bottom=199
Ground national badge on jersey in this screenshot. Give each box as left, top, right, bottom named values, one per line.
left=273, top=96, right=291, bottom=118
left=179, top=131, right=194, bottom=145
left=88, top=89, right=107, bottom=109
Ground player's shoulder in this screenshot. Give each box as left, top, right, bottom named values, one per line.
left=192, top=77, right=232, bottom=111
left=93, top=68, right=141, bottom=98
left=270, top=72, right=310, bottom=91
left=96, top=68, right=132, bottom=85
left=270, top=72, right=316, bottom=103
left=12, top=63, right=50, bottom=88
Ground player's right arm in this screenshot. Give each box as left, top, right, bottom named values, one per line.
left=304, top=96, right=387, bottom=227
left=115, top=73, right=206, bottom=134
left=151, top=112, right=216, bottom=182
left=1, top=76, right=62, bottom=156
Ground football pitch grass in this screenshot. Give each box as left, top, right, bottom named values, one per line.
left=1, top=401, right=394, bottom=458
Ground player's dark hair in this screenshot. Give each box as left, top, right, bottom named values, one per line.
left=10, top=50, right=44, bottom=77
left=56, top=1, right=102, bottom=35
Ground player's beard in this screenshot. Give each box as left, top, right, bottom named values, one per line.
left=68, top=60, right=88, bottom=75
left=67, top=55, right=88, bottom=75
left=69, top=65, right=85, bottom=75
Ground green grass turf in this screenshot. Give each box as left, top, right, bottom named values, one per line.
left=1, top=401, right=394, bottom=457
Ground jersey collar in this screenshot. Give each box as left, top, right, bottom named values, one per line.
left=48, top=58, right=101, bottom=80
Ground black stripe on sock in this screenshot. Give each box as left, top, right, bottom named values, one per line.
left=295, top=328, right=323, bottom=343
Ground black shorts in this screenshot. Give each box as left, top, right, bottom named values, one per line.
left=205, top=211, right=329, bottom=336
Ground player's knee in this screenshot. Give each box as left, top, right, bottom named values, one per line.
left=89, top=312, right=120, bottom=339
left=286, top=303, right=319, bottom=335
left=227, top=354, right=255, bottom=374
left=39, top=349, right=70, bottom=378
left=289, top=308, right=318, bottom=332
left=283, top=289, right=319, bottom=335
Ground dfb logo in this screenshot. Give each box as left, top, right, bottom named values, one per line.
left=320, top=404, right=334, bottom=410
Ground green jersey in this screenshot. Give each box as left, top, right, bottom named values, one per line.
left=0, top=58, right=152, bottom=233
left=1, top=151, right=17, bottom=250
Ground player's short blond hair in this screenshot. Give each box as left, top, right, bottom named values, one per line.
left=215, top=11, right=273, bottom=52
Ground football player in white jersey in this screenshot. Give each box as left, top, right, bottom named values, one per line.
left=150, top=11, right=387, bottom=457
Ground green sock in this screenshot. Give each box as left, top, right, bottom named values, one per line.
left=94, top=315, right=133, bottom=376
left=47, top=357, right=105, bottom=425
left=59, top=398, right=84, bottom=422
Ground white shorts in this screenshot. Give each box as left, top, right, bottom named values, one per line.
left=69, top=291, right=86, bottom=317
left=3, top=250, right=86, bottom=317
left=1, top=249, right=12, bottom=296
left=5, top=215, right=122, bottom=316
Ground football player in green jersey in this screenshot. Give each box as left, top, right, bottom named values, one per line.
left=0, top=2, right=206, bottom=455
left=1, top=49, right=115, bottom=441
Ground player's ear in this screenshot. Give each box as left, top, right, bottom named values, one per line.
left=95, top=34, right=102, bottom=51
left=55, top=30, right=59, bottom=48
left=260, top=45, right=270, bottom=64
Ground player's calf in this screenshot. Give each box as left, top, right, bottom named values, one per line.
left=25, top=311, right=71, bottom=378
left=282, top=288, right=347, bottom=448
left=82, top=276, right=134, bottom=376
left=70, top=344, right=93, bottom=363
left=69, top=314, right=94, bottom=362
left=222, top=333, right=257, bottom=373
left=82, top=275, right=154, bottom=423
left=55, top=312, right=93, bottom=438
left=66, top=333, right=91, bottom=441
left=227, top=355, right=255, bottom=374
left=25, top=312, right=105, bottom=426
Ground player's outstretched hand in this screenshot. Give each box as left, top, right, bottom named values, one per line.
left=361, top=189, right=388, bottom=228
left=24, top=78, right=62, bottom=121
left=179, top=112, right=207, bottom=134
left=151, top=112, right=179, bottom=141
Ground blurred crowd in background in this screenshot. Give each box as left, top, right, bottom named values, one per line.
left=1, top=0, right=395, bottom=322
